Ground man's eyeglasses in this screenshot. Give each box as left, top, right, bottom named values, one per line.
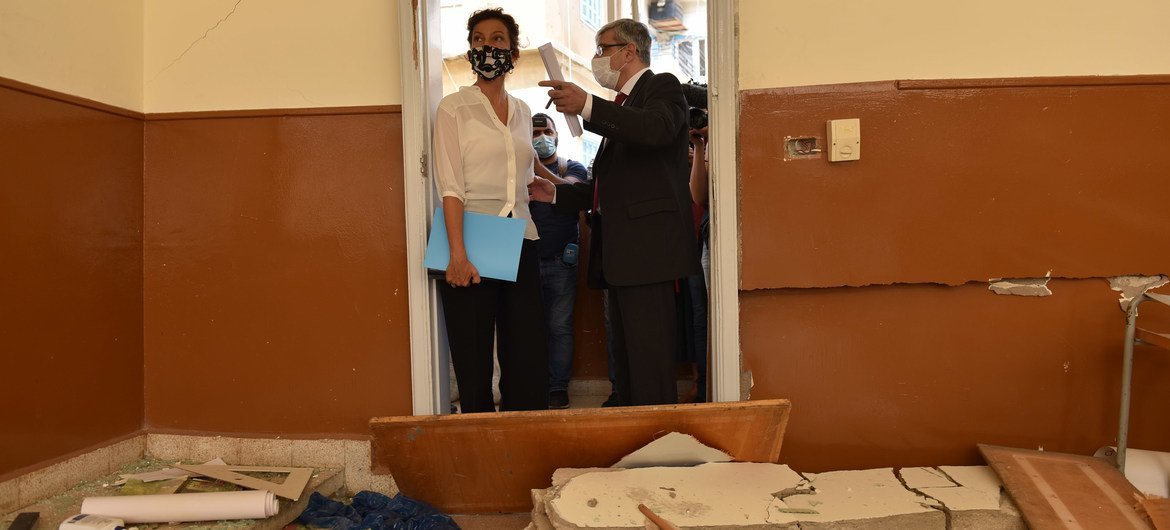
left=595, top=42, right=629, bottom=57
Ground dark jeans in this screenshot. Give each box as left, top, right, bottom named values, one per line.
left=688, top=273, right=708, bottom=402
left=539, top=254, right=578, bottom=392
left=438, top=239, right=548, bottom=413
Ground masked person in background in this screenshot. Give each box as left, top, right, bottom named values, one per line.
left=530, top=19, right=700, bottom=406
left=528, top=113, right=589, bottom=409
left=432, top=8, right=547, bottom=413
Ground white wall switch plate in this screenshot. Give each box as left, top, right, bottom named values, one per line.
left=827, top=118, right=861, bottom=162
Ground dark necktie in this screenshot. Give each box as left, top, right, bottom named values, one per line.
left=593, top=93, right=627, bottom=211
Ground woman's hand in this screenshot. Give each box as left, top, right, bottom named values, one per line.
left=446, top=254, right=481, bottom=288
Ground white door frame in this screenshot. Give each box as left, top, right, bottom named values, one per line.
left=706, top=0, right=741, bottom=402
left=399, top=0, right=741, bottom=415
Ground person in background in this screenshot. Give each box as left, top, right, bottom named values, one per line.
left=531, top=19, right=700, bottom=406
left=529, top=113, right=589, bottom=409
left=432, top=8, right=547, bottom=413
left=684, top=124, right=710, bottom=402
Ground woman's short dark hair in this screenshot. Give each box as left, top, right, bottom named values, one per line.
left=466, top=8, right=520, bottom=58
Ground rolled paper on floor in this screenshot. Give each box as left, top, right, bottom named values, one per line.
left=81, top=490, right=279, bottom=523
left=1096, top=446, right=1170, bottom=498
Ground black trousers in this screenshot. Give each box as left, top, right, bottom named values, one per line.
left=606, top=280, right=679, bottom=406
left=438, top=239, right=549, bottom=413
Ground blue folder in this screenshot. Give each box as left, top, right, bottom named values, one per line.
left=423, top=207, right=527, bottom=282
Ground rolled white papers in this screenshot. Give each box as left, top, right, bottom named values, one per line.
left=81, top=490, right=279, bottom=523
left=1096, top=446, right=1170, bottom=497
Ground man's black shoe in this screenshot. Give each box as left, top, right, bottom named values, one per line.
left=549, top=390, right=570, bottom=409
left=601, top=392, right=619, bottom=407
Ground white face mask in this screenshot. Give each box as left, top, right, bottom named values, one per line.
left=591, top=52, right=629, bottom=91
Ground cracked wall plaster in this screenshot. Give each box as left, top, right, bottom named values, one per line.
left=1109, top=275, right=1169, bottom=311
left=988, top=276, right=1052, bottom=296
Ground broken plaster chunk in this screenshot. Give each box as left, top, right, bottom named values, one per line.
left=548, top=462, right=804, bottom=529
left=611, top=432, right=733, bottom=469
left=773, top=480, right=814, bottom=500
left=531, top=488, right=555, bottom=530
left=899, top=467, right=956, bottom=489
left=1110, top=275, right=1169, bottom=311
left=781, top=468, right=945, bottom=529
left=553, top=467, right=618, bottom=488
left=988, top=277, right=1052, bottom=297
left=924, top=466, right=1025, bottom=530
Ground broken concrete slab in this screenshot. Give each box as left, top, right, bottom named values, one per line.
left=553, top=468, right=616, bottom=488
left=529, top=488, right=554, bottom=530
left=781, top=468, right=944, bottom=529
left=547, top=463, right=805, bottom=529
left=898, top=467, right=955, bottom=489
left=923, top=466, right=1024, bottom=530
left=611, top=432, right=732, bottom=469
left=538, top=464, right=1028, bottom=530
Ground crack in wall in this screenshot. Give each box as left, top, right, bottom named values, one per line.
left=988, top=272, right=1052, bottom=296
left=148, top=0, right=245, bottom=85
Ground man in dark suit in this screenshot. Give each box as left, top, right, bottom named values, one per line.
left=531, top=19, right=700, bottom=406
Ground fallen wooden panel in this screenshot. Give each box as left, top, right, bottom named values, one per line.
left=1143, top=498, right=1170, bottom=530
left=369, top=399, right=790, bottom=513
left=979, top=444, right=1152, bottom=529
left=173, top=464, right=313, bottom=501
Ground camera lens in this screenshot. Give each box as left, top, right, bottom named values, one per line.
left=688, top=107, right=708, bottom=130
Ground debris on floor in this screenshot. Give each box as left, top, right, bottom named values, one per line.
left=296, top=490, right=457, bottom=530
left=369, top=399, right=792, bottom=513
left=980, top=444, right=1152, bottom=529
left=525, top=435, right=1026, bottom=529
left=2, top=457, right=343, bottom=530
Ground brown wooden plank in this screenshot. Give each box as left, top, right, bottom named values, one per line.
left=368, top=400, right=790, bottom=514
left=979, top=444, right=1152, bottom=529
left=1142, top=498, right=1170, bottom=529
left=1137, top=328, right=1170, bottom=352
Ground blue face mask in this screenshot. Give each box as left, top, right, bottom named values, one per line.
left=533, top=135, right=557, bottom=159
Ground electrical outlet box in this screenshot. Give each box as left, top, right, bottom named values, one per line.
left=827, top=118, right=860, bottom=162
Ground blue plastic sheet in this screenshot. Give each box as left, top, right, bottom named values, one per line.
left=298, top=491, right=459, bottom=530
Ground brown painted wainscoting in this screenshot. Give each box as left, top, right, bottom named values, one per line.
left=143, top=108, right=416, bottom=434
left=0, top=79, right=144, bottom=477
left=739, top=76, right=1170, bottom=471
left=740, top=76, right=1170, bottom=289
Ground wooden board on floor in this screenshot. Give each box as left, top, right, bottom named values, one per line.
left=979, top=444, right=1152, bottom=529
left=1144, top=498, right=1170, bottom=529
left=369, top=399, right=790, bottom=514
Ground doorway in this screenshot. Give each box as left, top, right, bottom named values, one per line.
left=397, top=0, right=740, bottom=414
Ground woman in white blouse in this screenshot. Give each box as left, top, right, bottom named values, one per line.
left=432, top=8, right=548, bottom=413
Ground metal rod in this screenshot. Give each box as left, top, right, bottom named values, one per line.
left=1118, top=294, right=1144, bottom=471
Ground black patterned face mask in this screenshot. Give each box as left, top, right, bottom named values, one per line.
left=467, top=45, right=515, bottom=80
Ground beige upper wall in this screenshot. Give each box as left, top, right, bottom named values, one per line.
left=7, top=1, right=1168, bottom=112
left=144, top=0, right=401, bottom=113
left=0, top=0, right=143, bottom=111
left=739, top=0, right=1170, bottom=90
